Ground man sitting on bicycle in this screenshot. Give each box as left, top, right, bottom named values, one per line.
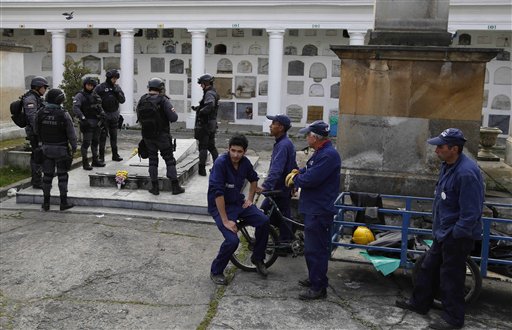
left=259, top=114, right=298, bottom=249
left=208, top=134, right=270, bottom=285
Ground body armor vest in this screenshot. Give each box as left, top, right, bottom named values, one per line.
left=38, top=106, right=68, bottom=144
left=80, top=91, right=98, bottom=118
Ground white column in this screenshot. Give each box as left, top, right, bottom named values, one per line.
left=48, top=29, right=66, bottom=88
left=349, top=30, right=366, bottom=45
left=186, top=28, right=207, bottom=129
left=118, top=29, right=135, bottom=126
left=265, top=29, right=285, bottom=133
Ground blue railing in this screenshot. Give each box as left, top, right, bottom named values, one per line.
left=332, top=192, right=512, bottom=277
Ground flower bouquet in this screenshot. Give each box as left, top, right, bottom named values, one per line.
left=115, top=170, right=128, bottom=189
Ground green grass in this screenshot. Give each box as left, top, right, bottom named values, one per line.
left=0, top=166, right=31, bottom=187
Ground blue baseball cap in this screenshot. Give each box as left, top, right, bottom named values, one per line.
left=427, top=128, right=467, bottom=146
left=266, top=114, right=291, bottom=130
left=299, top=120, right=329, bottom=137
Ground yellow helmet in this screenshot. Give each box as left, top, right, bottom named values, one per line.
left=352, top=226, right=375, bottom=245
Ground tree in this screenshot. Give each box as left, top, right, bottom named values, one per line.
left=58, top=59, right=91, bottom=113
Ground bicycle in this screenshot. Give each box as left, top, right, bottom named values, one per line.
left=230, top=190, right=305, bottom=272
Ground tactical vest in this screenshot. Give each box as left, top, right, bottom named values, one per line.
left=80, top=91, right=98, bottom=119
left=137, top=94, right=170, bottom=134
left=38, top=106, right=68, bottom=144
left=97, top=83, right=119, bottom=112
left=198, top=88, right=219, bottom=121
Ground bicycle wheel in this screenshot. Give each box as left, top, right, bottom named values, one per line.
left=412, top=253, right=482, bottom=307
left=230, top=224, right=279, bottom=272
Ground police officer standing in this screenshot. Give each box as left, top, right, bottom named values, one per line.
left=72, top=77, right=106, bottom=170
left=136, top=78, right=185, bottom=196
left=24, top=76, right=49, bottom=189
left=396, top=128, right=484, bottom=330
left=35, top=89, right=77, bottom=211
left=285, top=120, right=341, bottom=300
left=192, top=74, right=219, bottom=176
left=94, top=69, right=125, bottom=163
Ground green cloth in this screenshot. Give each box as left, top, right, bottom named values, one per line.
left=360, top=251, right=401, bottom=276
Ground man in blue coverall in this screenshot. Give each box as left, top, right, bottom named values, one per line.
left=285, top=120, right=341, bottom=300
left=208, top=134, right=270, bottom=285
left=396, top=128, right=484, bottom=330
left=259, top=114, right=298, bottom=247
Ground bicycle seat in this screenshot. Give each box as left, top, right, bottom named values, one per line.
left=261, top=190, right=283, bottom=198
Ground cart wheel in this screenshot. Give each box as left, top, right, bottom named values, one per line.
left=412, top=253, right=482, bottom=307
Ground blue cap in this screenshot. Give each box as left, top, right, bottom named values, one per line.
left=266, top=114, right=291, bottom=129
left=427, top=128, right=467, bottom=146
left=299, top=120, right=329, bottom=137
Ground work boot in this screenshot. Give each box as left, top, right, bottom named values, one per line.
left=91, top=157, right=105, bottom=167
left=198, top=165, right=207, bottom=176
left=112, top=148, right=123, bottom=161
left=251, top=258, right=268, bottom=277
left=60, top=194, right=74, bottom=211
left=299, top=288, right=327, bottom=300
left=42, top=195, right=50, bottom=211
left=82, top=158, right=93, bottom=170
left=171, top=180, right=185, bottom=195
left=149, top=181, right=159, bottom=195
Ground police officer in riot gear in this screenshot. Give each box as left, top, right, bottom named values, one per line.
left=73, top=77, right=106, bottom=170
left=94, top=69, right=125, bottom=162
left=35, top=89, right=77, bottom=211
left=192, top=73, right=219, bottom=176
left=24, top=76, right=49, bottom=189
left=136, top=78, right=185, bottom=195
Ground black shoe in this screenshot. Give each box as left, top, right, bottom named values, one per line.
left=60, top=203, right=74, bottom=211
left=299, top=288, right=327, bottom=300
left=92, top=159, right=106, bottom=167
left=198, top=165, right=207, bottom=176
left=171, top=180, right=185, bottom=195
left=112, top=155, right=123, bottom=162
left=429, top=319, right=462, bottom=330
left=251, top=259, right=268, bottom=277
left=149, top=181, right=160, bottom=195
left=32, top=183, right=42, bottom=189
left=42, top=203, right=50, bottom=211
left=298, top=278, right=311, bottom=288
left=395, top=299, right=428, bottom=315
left=83, top=163, right=93, bottom=170
left=210, top=272, right=228, bottom=285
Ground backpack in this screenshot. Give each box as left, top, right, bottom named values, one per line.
left=136, top=95, right=162, bottom=139
left=10, top=93, right=28, bottom=128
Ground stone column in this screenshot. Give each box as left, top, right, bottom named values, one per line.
left=186, top=28, right=206, bottom=129
left=265, top=29, right=285, bottom=133
left=349, top=31, right=366, bottom=46
left=48, top=29, right=66, bottom=88
left=118, top=29, right=135, bottom=126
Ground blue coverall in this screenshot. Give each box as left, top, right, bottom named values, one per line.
left=292, top=140, right=341, bottom=292
left=411, top=153, right=484, bottom=327
left=261, top=134, right=297, bottom=241
left=208, top=153, right=270, bottom=275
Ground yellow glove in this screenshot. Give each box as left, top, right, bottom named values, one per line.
left=285, top=169, right=299, bottom=187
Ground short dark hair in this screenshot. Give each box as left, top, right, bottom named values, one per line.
left=229, top=134, right=248, bottom=151
left=448, top=144, right=464, bottom=154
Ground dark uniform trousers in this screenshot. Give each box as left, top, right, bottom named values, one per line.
left=81, top=118, right=100, bottom=160
left=196, top=121, right=218, bottom=166
left=411, top=235, right=475, bottom=327
left=28, top=135, right=42, bottom=186
left=144, top=133, right=177, bottom=181
left=42, top=154, right=71, bottom=197
left=99, top=112, right=120, bottom=158
left=210, top=204, right=269, bottom=275
left=304, top=214, right=333, bottom=292
left=261, top=195, right=294, bottom=242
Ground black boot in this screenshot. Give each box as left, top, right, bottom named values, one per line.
left=149, top=181, right=159, bottom=195
left=91, top=157, right=105, bottom=167
left=112, top=147, right=123, bottom=161
left=198, top=165, right=207, bottom=176
left=99, top=149, right=105, bottom=163
left=82, top=157, right=93, bottom=170
left=171, top=180, right=185, bottom=195
left=42, top=195, right=50, bottom=211
left=60, top=194, right=74, bottom=211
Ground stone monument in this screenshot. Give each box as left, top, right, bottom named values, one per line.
left=331, top=0, right=501, bottom=196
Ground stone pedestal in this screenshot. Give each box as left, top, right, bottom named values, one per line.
left=505, top=135, right=512, bottom=166
left=331, top=45, right=500, bottom=196
left=478, top=127, right=502, bottom=161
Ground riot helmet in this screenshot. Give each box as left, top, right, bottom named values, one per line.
left=45, top=88, right=66, bottom=105
left=147, top=77, right=165, bottom=92
left=83, top=76, right=99, bottom=88
left=30, top=76, right=49, bottom=89
left=106, top=69, right=120, bottom=79
left=197, top=73, right=214, bottom=85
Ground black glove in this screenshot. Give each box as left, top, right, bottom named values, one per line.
left=113, top=85, right=122, bottom=94
left=191, top=106, right=198, bottom=111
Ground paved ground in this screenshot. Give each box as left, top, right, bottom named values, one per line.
left=0, top=209, right=511, bottom=330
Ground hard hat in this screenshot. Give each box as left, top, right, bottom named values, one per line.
left=352, top=226, right=375, bottom=245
